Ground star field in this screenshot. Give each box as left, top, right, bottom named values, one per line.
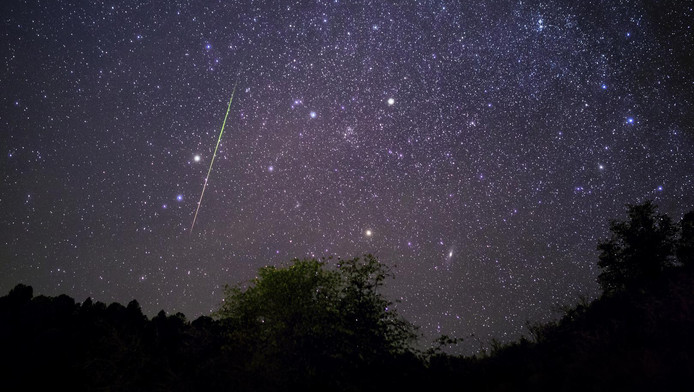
left=2, top=1, right=693, bottom=353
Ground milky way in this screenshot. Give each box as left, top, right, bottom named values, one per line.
left=2, top=1, right=693, bottom=352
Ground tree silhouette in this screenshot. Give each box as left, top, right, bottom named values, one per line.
left=597, top=201, right=677, bottom=294
left=677, top=211, right=694, bottom=267
left=215, top=255, right=418, bottom=389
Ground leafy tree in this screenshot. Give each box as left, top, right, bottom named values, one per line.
left=334, top=255, right=418, bottom=357
left=214, top=255, right=418, bottom=389
left=597, top=201, right=677, bottom=294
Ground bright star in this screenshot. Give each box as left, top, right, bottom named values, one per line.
left=268, top=165, right=274, bottom=172
left=194, top=155, right=201, bottom=162
left=310, top=111, right=317, bottom=118
left=387, top=98, right=395, bottom=106
left=365, top=229, right=372, bottom=237
left=176, top=195, right=183, bottom=201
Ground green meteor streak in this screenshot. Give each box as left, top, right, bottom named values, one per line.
left=190, top=82, right=238, bottom=234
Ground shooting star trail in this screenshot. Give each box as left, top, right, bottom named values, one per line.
left=190, top=82, right=237, bottom=234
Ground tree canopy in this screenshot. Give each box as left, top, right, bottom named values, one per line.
left=597, top=201, right=679, bottom=294
left=214, top=255, right=418, bottom=389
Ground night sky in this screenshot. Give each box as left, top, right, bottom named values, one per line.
left=2, top=1, right=693, bottom=352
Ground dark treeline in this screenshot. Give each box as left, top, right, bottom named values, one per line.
left=1, top=201, right=694, bottom=391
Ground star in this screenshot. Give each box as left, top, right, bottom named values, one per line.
left=194, top=155, right=201, bottom=162
left=387, top=98, right=395, bottom=106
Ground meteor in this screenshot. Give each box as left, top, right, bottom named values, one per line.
left=190, top=82, right=238, bottom=234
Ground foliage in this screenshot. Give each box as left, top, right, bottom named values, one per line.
left=214, top=255, right=418, bottom=390
left=597, top=201, right=678, bottom=294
